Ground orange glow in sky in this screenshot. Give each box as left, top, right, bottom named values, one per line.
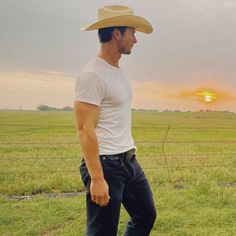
left=195, top=90, right=217, bottom=103
left=1, top=70, right=236, bottom=112
left=173, top=86, right=236, bottom=110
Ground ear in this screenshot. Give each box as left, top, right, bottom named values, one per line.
left=112, top=28, right=122, bottom=41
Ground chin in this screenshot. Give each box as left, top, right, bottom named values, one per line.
left=122, top=51, right=131, bottom=55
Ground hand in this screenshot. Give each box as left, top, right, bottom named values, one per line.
left=90, top=178, right=110, bottom=207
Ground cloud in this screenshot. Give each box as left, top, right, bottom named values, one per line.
left=131, top=80, right=236, bottom=111
left=0, top=1, right=235, bottom=111
left=0, top=70, right=75, bottom=110
left=190, top=0, right=236, bottom=12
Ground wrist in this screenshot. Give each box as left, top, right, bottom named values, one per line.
left=91, top=174, right=104, bottom=181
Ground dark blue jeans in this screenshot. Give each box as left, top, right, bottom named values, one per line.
left=79, top=153, right=157, bottom=236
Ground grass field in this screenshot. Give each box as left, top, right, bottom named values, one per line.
left=0, top=110, right=236, bottom=235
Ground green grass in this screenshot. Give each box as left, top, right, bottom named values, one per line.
left=0, top=110, right=236, bottom=235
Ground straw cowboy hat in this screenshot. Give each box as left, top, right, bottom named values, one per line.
left=81, top=5, right=153, bottom=34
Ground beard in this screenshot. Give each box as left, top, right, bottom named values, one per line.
left=117, top=40, right=133, bottom=55
left=119, top=48, right=131, bottom=55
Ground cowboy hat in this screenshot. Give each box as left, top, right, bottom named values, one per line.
left=81, top=5, right=153, bottom=34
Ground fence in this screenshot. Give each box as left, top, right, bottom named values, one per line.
left=1, top=124, right=236, bottom=181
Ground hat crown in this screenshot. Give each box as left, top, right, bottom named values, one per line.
left=98, top=5, right=134, bottom=20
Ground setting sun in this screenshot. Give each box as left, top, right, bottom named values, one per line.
left=175, top=86, right=235, bottom=110
left=196, top=90, right=217, bottom=103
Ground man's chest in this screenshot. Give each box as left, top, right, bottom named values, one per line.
left=103, top=76, right=132, bottom=106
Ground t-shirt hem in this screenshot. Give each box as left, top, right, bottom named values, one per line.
left=74, top=98, right=101, bottom=107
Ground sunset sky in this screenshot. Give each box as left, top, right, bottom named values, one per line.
left=1, top=0, right=236, bottom=111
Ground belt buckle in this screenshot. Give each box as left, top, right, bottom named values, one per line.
left=126, top=148, right=135, bottom=159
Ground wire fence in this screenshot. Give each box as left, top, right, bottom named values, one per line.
left=0, top=124, right=236, bottom=179
left=0, top=164, right=234, bottom=175
left=1, top=153, right=236, bottom=160
left=1, top=140, right=236, bottom=145
left=1, top=123, right=236, bottom=129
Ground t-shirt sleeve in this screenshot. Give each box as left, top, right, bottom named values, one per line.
left=74, top=72, right=106, bottom=106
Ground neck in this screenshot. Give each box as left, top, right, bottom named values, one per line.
left=97, top=43, right=121, bottom=68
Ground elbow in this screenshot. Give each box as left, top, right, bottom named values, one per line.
left=77, top=125, right=96, bottom=145
left=76, top=124, right=94, bottom=136
left=76, top=124, right=86, bottom=134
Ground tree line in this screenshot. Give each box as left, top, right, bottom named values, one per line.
left=37, top=104, right=73, bottom=111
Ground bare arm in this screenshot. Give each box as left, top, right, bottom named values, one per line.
left=74, top=101, right=109, bottom=206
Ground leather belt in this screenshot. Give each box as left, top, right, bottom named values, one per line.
left=117, top=148, right=136, bottom=159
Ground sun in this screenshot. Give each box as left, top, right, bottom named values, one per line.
left=196, top=90, right=217, bottom=103
left=178, top=87, right=235, bottom=106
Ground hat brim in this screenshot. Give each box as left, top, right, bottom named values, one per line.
left=81, top=15, right=153, bottom=34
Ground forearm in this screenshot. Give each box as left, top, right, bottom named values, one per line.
left=78, top=128, right=104, bottom=180
left=74, top=102, right=109, bottom=206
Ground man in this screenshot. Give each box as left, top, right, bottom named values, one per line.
left=74, top=5, right=156, bottom=236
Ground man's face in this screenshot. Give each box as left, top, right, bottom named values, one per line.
left=117, top=27, right=137, bottom=55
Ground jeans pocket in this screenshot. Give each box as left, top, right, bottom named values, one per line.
left=100, top=155, right=124, bottom=170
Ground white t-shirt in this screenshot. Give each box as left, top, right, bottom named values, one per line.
left=74, top=57, right=136, bottom=155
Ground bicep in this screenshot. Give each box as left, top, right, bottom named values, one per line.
left=74, top=101, right=100, bottom=130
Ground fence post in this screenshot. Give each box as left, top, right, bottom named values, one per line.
left=162, top=124, right=172, bottom=183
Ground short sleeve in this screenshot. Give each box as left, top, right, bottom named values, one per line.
left=74, top=72, right=106, bottom=106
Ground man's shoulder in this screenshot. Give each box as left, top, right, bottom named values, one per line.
left=82, top=57, right=118, bottom=78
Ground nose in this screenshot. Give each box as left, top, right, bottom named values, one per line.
left=133, top=35, right=137, bottom=44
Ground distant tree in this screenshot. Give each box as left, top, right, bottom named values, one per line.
left=37, top=104, right=73, bottom=111
left=62, top=106, right=73, bottom=111
left=37, top=104, right=57, bottom=111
